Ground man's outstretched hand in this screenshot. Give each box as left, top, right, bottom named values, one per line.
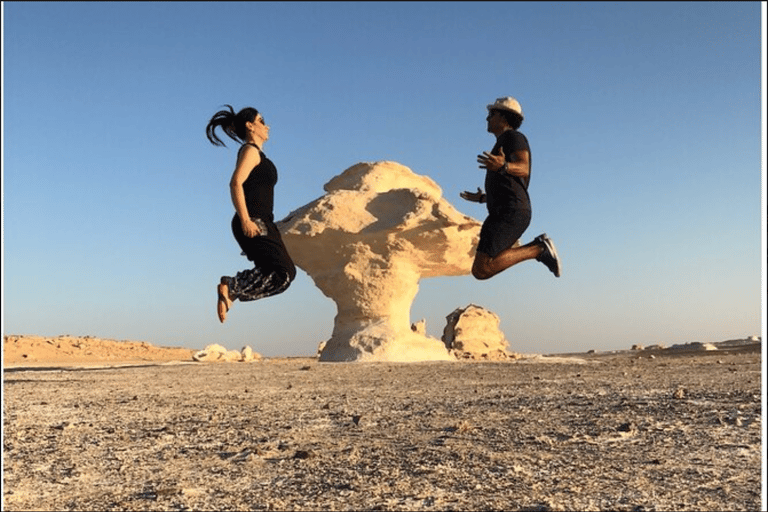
left=460, top=187, right=485, bottom=203
left=477, top=146, right=505, bottom=172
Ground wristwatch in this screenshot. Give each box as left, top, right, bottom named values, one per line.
left=500, top=162, right=509, bottom=174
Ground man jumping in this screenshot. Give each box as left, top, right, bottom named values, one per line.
left=461, top=96, right=561, bottom=280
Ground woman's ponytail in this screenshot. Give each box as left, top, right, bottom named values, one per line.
left=205, top=105, right=260, bottom=147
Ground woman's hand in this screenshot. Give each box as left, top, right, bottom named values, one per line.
left=241, top=217, right=261, bottom=237
left=460, top=187, right=486, bottom=203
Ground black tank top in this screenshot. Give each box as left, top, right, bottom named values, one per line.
left=239, top=143, right=277, bottom=222
left=232, top=143, right=296, bottom=279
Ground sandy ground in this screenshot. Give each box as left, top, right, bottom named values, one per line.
left=2, top=335, right=764, bottom=511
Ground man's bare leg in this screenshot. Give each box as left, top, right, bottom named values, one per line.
left=472, top=241, right=543, bottom=280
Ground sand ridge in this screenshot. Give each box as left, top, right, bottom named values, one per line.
left=3, top=335, right=195, bottom=367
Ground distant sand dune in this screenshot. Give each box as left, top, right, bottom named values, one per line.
left=3, top=335, right=195, bottom=367
left=3, top=334, right=761, bottom=368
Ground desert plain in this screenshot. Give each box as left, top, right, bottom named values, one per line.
left=2, top=334, right=764, bottom=511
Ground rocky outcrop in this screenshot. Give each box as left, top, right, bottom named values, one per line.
left=442, top=304, right=519, bottom=360
left=278, top=161, right=482, bottom=362
left=192, top=344, right=262, bottom=363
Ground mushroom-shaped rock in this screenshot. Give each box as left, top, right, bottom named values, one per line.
left=277, top=161, right=481, bottom=362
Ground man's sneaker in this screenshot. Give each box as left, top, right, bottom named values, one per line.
left=534, top=233, right=562, bottom=277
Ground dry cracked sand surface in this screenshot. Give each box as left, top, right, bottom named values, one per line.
left=2, top=336, right=764, bottom=511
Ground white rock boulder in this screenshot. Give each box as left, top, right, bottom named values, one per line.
left=277, top=161, right=482, bottom=362
left=442, top=304, right=518, bottom=360
left=193, top=344, right=262, bottom=362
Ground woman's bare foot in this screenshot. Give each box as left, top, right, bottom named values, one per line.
left=217, top=281, right=233, bottom=323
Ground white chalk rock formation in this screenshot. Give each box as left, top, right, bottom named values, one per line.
left=669, top=342, right=718, bottom=351
left=277, top=161, right=481, bottom=362
left=193, top=344, right=262, bottom=362
left=442, top=304, right=518, bottom=360
left=411, top=319, right=427, bottom=336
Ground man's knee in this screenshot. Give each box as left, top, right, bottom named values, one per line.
left=472, top=256, right=494, bottom=280
left=472, top=268, right=493, bottom=280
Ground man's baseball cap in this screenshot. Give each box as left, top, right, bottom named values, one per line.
left=486, top=97, right=524, bottom=119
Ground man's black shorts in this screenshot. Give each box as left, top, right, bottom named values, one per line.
left=476, top=209, right=532, bottom=258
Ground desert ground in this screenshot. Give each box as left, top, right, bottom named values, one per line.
left=2, top=335, right=764, bottom=511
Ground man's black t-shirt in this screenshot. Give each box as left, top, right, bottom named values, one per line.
left=484, top=129, right=531, bottom=214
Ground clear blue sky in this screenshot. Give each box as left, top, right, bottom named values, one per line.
left=2, top=2, right=765, bottom=356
